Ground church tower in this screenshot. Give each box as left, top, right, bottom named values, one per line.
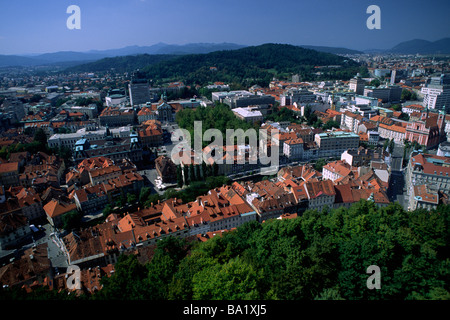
left=330, top=93, right=336, bottom=111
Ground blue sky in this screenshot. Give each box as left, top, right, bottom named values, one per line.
left=0, top=0, right=449, bottom=54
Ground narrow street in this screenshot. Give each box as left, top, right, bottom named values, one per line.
left=387, top=143, right=408, bottom=209
left=32, top=223, right=69, bottom=270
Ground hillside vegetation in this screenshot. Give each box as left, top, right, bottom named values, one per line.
left=66, top=44, right=364, bottom=86
left=66, top=54, right=177, bottom=73
left=142, top=43, right=361, bottom=86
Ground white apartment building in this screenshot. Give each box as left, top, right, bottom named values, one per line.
left=341, top=111, right=363, bottom=133
left=211, top=90, right=252, bottom=103
left=422, top=85, right=450, bottom=113
left=378, top=124, right=406, bottom=143
left=322, top=160, right=352, bottom=182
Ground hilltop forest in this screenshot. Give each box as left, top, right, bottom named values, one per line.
left=67, top=44, right=367, bottom=87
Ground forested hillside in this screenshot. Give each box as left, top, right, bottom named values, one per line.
left=66, top=44, right=365, bottom=86
left=142, top=43, right=361, bottom=86
left=66, top=54, right=177, bottom=73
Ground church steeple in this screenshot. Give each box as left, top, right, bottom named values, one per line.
left=105, top=124, right=113, bottom=141
left=160, top=91, right=167, bottom=102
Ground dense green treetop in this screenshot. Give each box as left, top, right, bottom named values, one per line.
left=66, top=44, right=362, bottom=86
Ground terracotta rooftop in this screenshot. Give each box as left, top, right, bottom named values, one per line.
left=413, top=184, right=439, bottom=204
left=0, top=162, right=18, bottom=173
left=305, top=180, right=336, bottom=199
left=43, top=199, right=77, bottom=218
left=323, top=160, right=353, bottom=179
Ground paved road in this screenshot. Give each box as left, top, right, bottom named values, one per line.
left=33, top=223, right=69, bottom=270
left=388, top=171, right=408, bottom=209
left=390, top=143, right=404, bottom=172
left=386, top=143, right=409, bottom=209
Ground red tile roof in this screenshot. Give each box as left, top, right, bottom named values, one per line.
left=305, top=180, right=336, bottom=199
left=0, top=162, right=18, bottom=173
left=43, top=200, right=76, bottom=218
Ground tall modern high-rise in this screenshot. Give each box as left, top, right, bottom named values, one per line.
left=390, top=69, right=397, bottom=84
left=349, top=74, right=366, bottom=95
left=129, top=72, right=150, bottom=106
left=422, top=74, right=450, bottom=113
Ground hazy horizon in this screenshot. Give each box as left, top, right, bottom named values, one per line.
left=8, top=38, right=450, bottom=57
left=1, top=0, right=449, bottom=55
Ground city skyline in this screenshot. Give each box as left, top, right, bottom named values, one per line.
left=0, top=0, right=449, bottom=55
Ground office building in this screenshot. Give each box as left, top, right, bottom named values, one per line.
left=280, top=88, right=316, bottom=106
left=364, top=85, right=402, bottom=103
left=315, top=131, right=360, bottom=158
left=224, top=93, right=275, bottom=109
left=129, top=73, right=150, bottom=106
left=421, top=74, right=450, bottom=112
left=349, top=75, right=366, bottom=95
left=211, top=90, right=252, bottom=103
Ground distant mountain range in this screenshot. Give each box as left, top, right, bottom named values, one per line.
left=1, top=38, right=449, bottom=68
left=0, top=42, right=362, bottom=68
left=0, top=43, right=247, bottom=68
left=388, top=38, right=450, bottom=54
left=299, top=45, right=362, bottom=55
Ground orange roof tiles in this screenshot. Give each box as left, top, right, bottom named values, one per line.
left=285, top=137, right=304, bottom=145
left=413, top=185, right=439, bottom=204
left=0, top=162, right=19, bottom=173
left=305, top=180, right=336, bottom=199
left=379, top=123, right=406, bottom=133
left=43, top=200, right=76, bottom=218
left=323, top=160, right=353, bottom=178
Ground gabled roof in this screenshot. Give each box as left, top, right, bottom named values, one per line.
left=43, top=199, right=76, bottom=218
left=0, top=162, right=18, bottom=173
left=323, top=160, right=352, bottom=179
left=305, top=180, right=336, bottom=199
